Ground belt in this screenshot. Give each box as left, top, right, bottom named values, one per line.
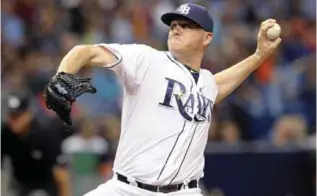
left=116, top=173, right=198, bottom=193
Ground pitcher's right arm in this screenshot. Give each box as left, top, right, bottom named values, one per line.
left=57, top=45, right=118, bottom=74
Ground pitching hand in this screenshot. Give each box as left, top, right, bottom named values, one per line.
left=255, top=19, right=282, bottom=59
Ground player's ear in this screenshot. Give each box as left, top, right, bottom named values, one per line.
left=203, top=32, right=213, bottom=46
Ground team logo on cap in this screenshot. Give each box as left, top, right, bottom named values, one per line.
left=178, top=4, right=190, bottom=15
left=8, top=96, right=21, bottom=109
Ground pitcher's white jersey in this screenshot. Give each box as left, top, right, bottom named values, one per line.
left=97, top=43, right=218, bottom=185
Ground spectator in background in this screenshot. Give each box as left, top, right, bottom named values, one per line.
left=110, top=7, right=134, bottom=44
left=271, top=114, right=308, bottom=147
left=1, top=91, right=71, bottom=196
left=62, top=118, right=112, bottom=195
left=62, top=118, right=111, bottom=176
left=218, top=121, right=241, bottom=145
left=298, top=54, right=316, bottom=134
left=98, top=114, right=121, bottom=156
left=2, top=0, right=25, bottom=48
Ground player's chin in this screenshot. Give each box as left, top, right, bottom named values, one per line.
left=168, top=41, right=184, bottom=51
left=169, top=46, right=183, bottom=55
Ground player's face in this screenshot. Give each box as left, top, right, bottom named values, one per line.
left=168, top=19, right=212, bottom=54
left=8, top=110, right=33, bottom=134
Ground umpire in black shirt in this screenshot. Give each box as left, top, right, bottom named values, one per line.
left=1, top=91, right=71, bottom=196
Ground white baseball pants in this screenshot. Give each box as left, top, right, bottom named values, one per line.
left=83, top=178, right=202, bottom=196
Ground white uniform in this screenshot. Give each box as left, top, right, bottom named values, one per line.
left=84, top=43, right=218, bottom=196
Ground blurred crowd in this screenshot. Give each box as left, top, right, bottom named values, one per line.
left=2, top=0, right=316, bottom=154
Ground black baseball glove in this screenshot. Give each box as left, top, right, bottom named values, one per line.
left=43, top=72, right=97, bottom=125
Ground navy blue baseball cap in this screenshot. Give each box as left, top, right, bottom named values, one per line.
left=6, top=91, right=30, bottom=114
left=161, top=3, right=214, bottom=32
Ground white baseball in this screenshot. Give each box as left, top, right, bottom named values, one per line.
left=266, top=23, right=281, bottom=40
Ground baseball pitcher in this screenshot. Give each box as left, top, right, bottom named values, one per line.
left=43, top=3, right=281, bottom=196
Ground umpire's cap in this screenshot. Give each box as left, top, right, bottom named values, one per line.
left=161, top=3, right=214, bottom=32
left=6, top=91, right=30, bottom=114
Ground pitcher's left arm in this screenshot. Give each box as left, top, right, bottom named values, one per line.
left=214, top=19, right=282, bottom=104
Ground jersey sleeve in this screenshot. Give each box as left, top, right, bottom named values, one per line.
left=210, top=74, right=218, bottom=103
left=203, top=69, right=218, bottom=103
left=95, top=43, right=154, bottom=93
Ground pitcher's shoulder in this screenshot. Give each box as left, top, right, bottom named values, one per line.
left=200, top=69, right=216, bottom=80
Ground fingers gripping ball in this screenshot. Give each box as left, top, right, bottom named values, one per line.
left=43, top=72, right=97, bottom=125
left=266, top=23, right=281, bottom=40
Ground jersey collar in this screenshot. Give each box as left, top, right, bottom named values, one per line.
left=166, top=52, right=205, bottom=92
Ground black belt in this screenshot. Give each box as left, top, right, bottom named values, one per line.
left=116, top=173, right=198, bottom=193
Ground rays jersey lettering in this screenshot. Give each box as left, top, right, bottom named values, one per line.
left=159, top=78, right=213, bottom=122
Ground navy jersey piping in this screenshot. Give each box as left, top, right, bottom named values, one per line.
left=165, top=52, right=194, bottom=92
left=156, top=121, right=187, bottom=180
left=169, top=123, right=199, bottom=184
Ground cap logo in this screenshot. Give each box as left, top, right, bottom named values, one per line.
left=8, top=96, right=21, bottom=109
left=178, top=4, right=190, bottom=15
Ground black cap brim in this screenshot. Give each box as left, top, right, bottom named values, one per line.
left=161, top=13, right=201, bottom=28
